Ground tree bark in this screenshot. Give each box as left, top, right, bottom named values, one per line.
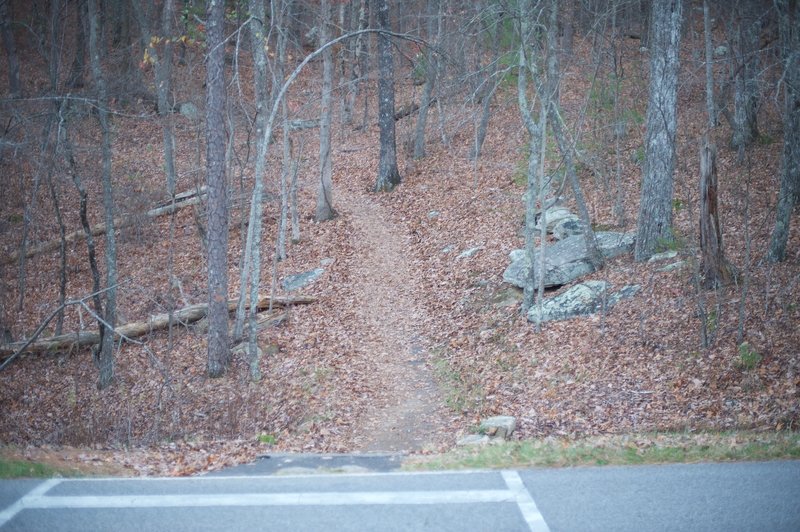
left=88, top=0, right=118, bottom=389
left=703, top=0, right=716, bottom=128
left=374, top=0, right=402, bottom=192
left=699, top=137, right=734, bottom=287
left=316, top=0, right=336, bottom=221
left=0, top=0, right=21, bottom=98
left=413, top=0, right=440, bottom=160
left=730, top=0, right=760, bottom=158
left=205, top=0, right=230, bottom=378
left=635, top=0, right=682, bottom=262
left=768, top=0, right=800, bottom=262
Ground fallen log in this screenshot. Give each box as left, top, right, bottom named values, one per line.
left=1, top=187, right=208, bottom=266
left=0, top=294, right=315, bottom=357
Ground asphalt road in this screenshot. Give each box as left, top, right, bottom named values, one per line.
left=0, top=460, right=798, bottom=531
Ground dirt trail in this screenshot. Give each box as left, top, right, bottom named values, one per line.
left=338, top=187, right=449, bottom=453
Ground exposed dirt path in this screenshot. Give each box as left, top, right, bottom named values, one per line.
left=337, top=186, right=449, bottom=453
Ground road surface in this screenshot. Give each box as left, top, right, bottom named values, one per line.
left=1, top=460, right=798, bottom=531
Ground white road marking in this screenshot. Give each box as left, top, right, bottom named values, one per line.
left=0, top=478, right=61, bottom=527
left=23, top=489, right=514, bottom=508
left=502, top=470, right=551, bottom=532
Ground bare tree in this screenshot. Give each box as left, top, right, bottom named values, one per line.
left=205, top=0, right=230, bottom=378
left=729, top=0, right=761, bottom=159
left=768, top=0, right=799, bottom=262
left=374, top=0, right=402, bottom=192
left=413, top=0, right=440, bottom=160
left=87, top=0, right=118, bottom=389
left=635, top=0, right=682, bottom=262
left=316, top=0, right=336, bottom=221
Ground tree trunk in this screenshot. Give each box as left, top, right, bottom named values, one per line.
left=517, top=0, right=544, bottom=315
left=730, top=0, right=760, bottom=159
left=703, top=0, right=716, bottom=128
left=316, top=0, right=336, bottom=221
left=413, top=0, right=440, bottom=160
left=0, top=0, right=21, bottom=98
left=88, top=0, right=118, bottom=389
left=699, top=137, right=734, bottom=287
left=233, top=0, right=271, bottom=341
left=634, top=0, right=682, bottom=262
left=374, top=0, right=402, bottom=192
left=768, top=0, right=800, bottom=262
left=205, top=0, right=230, bottom=378
left=67, top=0, right=87, bottom=89
left=344, top=0, right=367, bottom=127
left=157, top=0, right=177, bottom=196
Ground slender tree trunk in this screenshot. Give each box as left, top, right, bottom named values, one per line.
left=47, top=173, right=67, bottom=336
left=344, top=0, right=367, bottom=127
left=205, top=0, right=230, bottom=378
left=730, top=0, right=760, bottom=159
left=316, top=0, right=336, bottom=221
left=67, top=0, right=87, bottom=89
left=0, top=0, right=21, bottom=98
left=63, top=119, right=105, bottom=354
left=374, top=0, right=402, bottom=192
left=233, top=0, right=271, bottom=341
left=634, top=0, right=682, bottom=262
left=413, top=0, right=439, bottom=160
left=517, top=0, right=543, bottom=315
left=157, top=0, right=177, bottom=196
left=768, top=0, right=800, bottom=262
left=88, top=0, right=118, bottom=389
left=703, top=0, right=716, bottom=128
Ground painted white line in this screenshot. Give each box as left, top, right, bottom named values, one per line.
left=502, top=471, right=551, bottom=532
left=23, top=489, right=516, bottom=509
left=0, top=478, right=61, bottom=527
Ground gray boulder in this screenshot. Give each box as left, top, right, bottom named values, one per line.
left=479, top=416, right=516, bottom=439
left=503, top=232, right=635, bottom=289
left=282, top=268, right=325, bottom=292
left=535, top=206, right=577, bottom=233
left=552, top=217, right=585, bottom=240
left=527, top=281, right=640, bottom=324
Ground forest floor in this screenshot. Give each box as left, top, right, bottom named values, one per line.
left=1, top=37, right=799, bottom=476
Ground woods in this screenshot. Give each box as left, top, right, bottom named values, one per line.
left=0, top=1, right=797, bottom=458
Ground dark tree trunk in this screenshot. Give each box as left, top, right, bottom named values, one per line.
left=374, top=0, right=402, bottom=192
left=157, top=0, right=177, bottom=195
left=67, top=0, right=87, bottom=89
left=635, top=0, right=682, bottom=262
left=0, top=0, right=21, bottom=97
left=205, top=0, right=230, bottom=378
left=768, top=0, right=800, bottom=262
left=699, top=137, right=734, bottom=287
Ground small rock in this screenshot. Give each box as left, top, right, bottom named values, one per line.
left=647, top=250, right=678, bottom=263
left=456, top=434, right=491, bottom=446
left=178, top=102, right=199, bottom=121
left=657, top=260, right=687, bottom=273
left=427, top=210, right=440, bottom=219
left=320, top=258, right=335, bottom=266
left=441, top=244, right=456, bottom=254
left=479, top=416, right=517, bottom=440
left=458, top=246, right=483, bottom=259
left=282, top=268, right=325, bottom=291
